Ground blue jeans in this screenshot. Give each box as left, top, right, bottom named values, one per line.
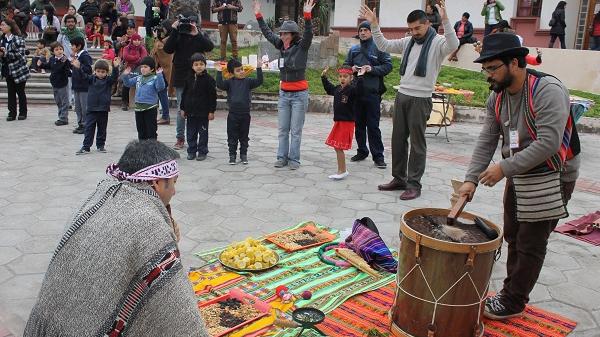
left=158, top=88, right=170, bottom=120
left=32, top=15, right=42, bottom=31
left=277, top=89, right=308, bottom=164
left=176, top=87, right=185, bottom=140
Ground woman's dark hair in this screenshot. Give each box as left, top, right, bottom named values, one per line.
left=118, top=16, right=129, bottom=27
left=44, top=5, right=55, bottom=24
left=555, top=1, right=567, bottom=10
left=1, top=18, right=21, bottom=36
left=117, top=140, right=180, bottom=174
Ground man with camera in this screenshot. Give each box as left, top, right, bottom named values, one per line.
left=344, top=20, right=392, bottom=169
left=163, top=11, right=214, bottom=150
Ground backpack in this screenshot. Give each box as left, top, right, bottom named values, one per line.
left=494, top=69, right=580, bottom=171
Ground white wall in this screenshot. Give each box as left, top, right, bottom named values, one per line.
left=540, top=0, right=581, bottom=48
left=332, top=0, right=361, bottom=27
left=447, top=0, right=517, bottom=29
left=379, top=0, right=421, bottom=27
left=449, top=45, right=600, bottom=93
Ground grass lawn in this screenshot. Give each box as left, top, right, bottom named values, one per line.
left=208, top=46, right=600, bottom=118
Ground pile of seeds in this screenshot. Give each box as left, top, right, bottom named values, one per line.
left=271, top=230, right=324, bottom=249
left=200, top=298, right=262, bottom=336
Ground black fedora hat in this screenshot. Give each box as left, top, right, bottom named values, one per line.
left=474, top=32, right=529, bottom=63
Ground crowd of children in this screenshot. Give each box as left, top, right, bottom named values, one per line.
left=34, top=12, right=357, bottom=177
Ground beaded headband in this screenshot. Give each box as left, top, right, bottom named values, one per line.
left=106, top=160, right=179, bottom=183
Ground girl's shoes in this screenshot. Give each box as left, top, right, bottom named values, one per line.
left=328, top=171, right=349, bottom=180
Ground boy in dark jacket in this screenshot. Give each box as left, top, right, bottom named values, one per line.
left=39, top=42, right=71, bottom=126
left=70, top=36, right=93, bottom=134
left=216, top=58, right=263, bottom=165
left=163, top=12, right=214, bottom=150
left=75, top=58, right=120, bottom=155
left=180, top=53, right=216, bottom=161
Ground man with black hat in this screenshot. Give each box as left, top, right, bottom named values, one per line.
left=458, top=32, right=580, bottom=320
left=361, top=0, right=459, bottom=200
left=164, top=10, right=214, bottom=150
left=344, top=20, right=392, bottom=169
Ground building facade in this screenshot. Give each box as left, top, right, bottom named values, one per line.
left=330, top=0, right=599, bottom=49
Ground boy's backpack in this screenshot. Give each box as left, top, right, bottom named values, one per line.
left=494, top=69, right=580, bottom=171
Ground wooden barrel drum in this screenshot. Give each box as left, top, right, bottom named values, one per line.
left=389, top=208, right=503, bottom=337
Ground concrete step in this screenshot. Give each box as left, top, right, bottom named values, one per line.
left=0, top=93, right=278, bottom=111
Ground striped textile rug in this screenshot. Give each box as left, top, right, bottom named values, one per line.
left=310, top=283, right=577, bottom=337
left=191, top=222, right=395, bottom=336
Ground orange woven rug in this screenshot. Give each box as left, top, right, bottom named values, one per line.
left=316, top=283, right=577, bottom=337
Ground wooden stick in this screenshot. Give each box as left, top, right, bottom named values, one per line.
left=335, top=248, right=379, bottom=277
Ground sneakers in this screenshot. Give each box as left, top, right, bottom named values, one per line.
left=73, top=125, right=84, bottom=134
left=157, top=118, right=170, bottom=125
left=6, top=116, right=16, bottom=121
left=484, top=295, right=524, bottom=320
left=173, top=139, right=185, bottom=150
left=187, top=153, right=196, bottom=160
left=350, top=152, right=368, bottom=162
left=54, top=120, right=68, bottom=126
left=288, top=161, right=300, bottom=170
left=328, top=171, right=349, bottom=180
left=274, top=159, right=288, bottom=168
left=17, top=115, right=27, bottom=120
left=196, top=154, right=207, bottom=161
left=240, top=155, right=248, bottom=165
left=374, top=159, right=387, bottom=169
left=97, top=147, right=107, bottom=153
left=75, top=148, right=90, bottom=155
left=229, top=156, right=237, bottom=165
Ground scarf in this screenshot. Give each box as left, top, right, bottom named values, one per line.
left=61, top=27, right=84, bottom=41
left=399, top=26, right=436, bottom=77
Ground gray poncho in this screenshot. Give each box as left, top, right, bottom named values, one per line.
left=24, top=179, right=209, bottom=337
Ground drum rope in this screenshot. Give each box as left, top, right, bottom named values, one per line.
left=395, top=262, right=489, bottom=327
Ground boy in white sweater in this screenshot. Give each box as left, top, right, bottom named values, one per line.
left=361, top=0, right=459, bottom=200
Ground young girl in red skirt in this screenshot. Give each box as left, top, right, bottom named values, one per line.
left=322, top=65, right=365, bottom=180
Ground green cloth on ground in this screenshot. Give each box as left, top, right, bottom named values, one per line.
left=193, top=221, right=395, bottom=336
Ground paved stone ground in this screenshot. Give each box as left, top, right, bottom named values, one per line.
left=1, top=105, right=599, bottom=336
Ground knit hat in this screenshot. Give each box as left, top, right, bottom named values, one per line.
left=131, top=33, right=142, bottom=41
left=358, top=21, right=371, bottom=32
left=140, top=56, right=156, bottom=70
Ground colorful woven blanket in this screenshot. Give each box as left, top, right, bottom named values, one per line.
left=309, top=283, right=577, bottom=337
left=191, top=222, right=395, bottom=336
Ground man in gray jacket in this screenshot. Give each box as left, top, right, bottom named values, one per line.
left=362, top=0, right=459, bottom=200
left=458, top=33, right=580, bottom=320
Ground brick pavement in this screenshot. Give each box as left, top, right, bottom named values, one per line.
left=0, top=105, right=599, bottom=336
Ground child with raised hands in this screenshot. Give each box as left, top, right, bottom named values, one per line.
left=121, top=56, right=166, bottom=140
left=321, top=65, right=364, bottom=180
left=216, top=58, right=264, bottom=165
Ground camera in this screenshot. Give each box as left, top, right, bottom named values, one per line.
left=177, top=14, right=193, bottom=34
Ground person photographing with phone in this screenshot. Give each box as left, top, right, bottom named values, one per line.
left=343, top=20, right=392, bottom=169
